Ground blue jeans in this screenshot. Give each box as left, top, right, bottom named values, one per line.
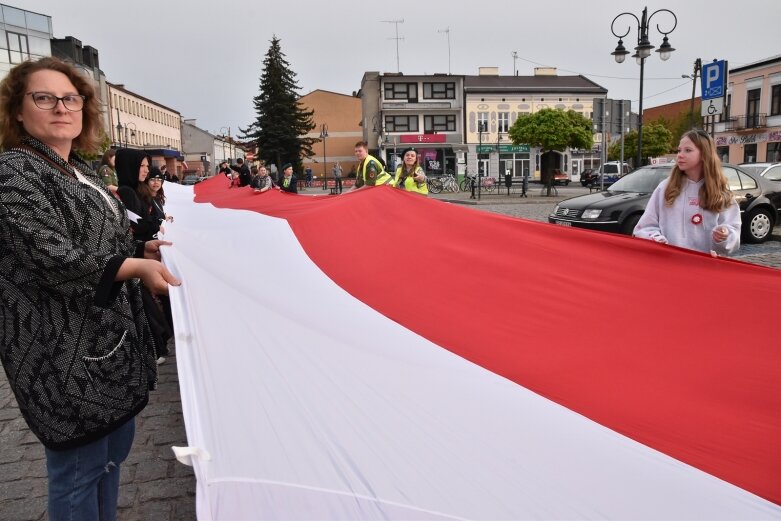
left=45, top=418, right=135, bottom=521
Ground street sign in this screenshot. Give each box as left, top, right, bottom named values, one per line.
left=701, top=60, right=727, bottom=100
left=701, top=97, right=724, bottom=117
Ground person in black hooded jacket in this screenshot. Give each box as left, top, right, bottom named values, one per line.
left=115, top=149, right=161, bottom=242
left=114, top=149, right=172, bottom=363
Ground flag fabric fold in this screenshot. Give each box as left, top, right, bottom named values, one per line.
left=161, top=180, right=781, bottom=520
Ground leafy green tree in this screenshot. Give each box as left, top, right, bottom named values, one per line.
left=508, top=108, right=593, bottom=152
left=607, top=122, right=673, bottom=162
left=508, top=108, right=593, bottom=194
left=239, top=36, right=316, bottom=173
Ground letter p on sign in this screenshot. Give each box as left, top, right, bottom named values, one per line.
left=701, top=60, right=726, bottom=100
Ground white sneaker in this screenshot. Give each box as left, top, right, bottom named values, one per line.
left=156, top=357, right=166, bottom=365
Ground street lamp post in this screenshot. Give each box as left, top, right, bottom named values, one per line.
left=115, top=117, right=136, bottom=148
left=610, top=6, right=677, bottom=168
left=125, top=122, right=136, bottom=148
left=475, top=121, right=486, bottom=200
left=320, top=124, right=329, bottom=190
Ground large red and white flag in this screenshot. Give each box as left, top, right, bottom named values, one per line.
left=162, top=178, right=781, bottom=520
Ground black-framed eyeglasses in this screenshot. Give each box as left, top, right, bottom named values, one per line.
left=26, top=92, right=86, bottom=111
left=691, top=128, right=711, bottom=139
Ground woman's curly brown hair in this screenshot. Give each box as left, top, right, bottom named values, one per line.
left=0, top=57, right=101, bottom=153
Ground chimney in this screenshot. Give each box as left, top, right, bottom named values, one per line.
left=478, top=67, right=499, bottom=76
left=534, top=67, right=558, bottom=76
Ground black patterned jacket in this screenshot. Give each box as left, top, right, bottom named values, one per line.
left=0, top=138, right=158, bottom=450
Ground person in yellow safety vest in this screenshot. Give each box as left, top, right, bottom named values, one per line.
left=352, top=141, right=392, bottom=189
left=391, top=147, right=428, bottom=195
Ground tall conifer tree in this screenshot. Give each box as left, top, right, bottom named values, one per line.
left=240, top=36, right=316, bottom=172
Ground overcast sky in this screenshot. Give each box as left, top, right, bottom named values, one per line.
left=23, top=0, right=780, bottom=136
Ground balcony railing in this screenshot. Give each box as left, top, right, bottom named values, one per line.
left=733, top=113, right=767, bottom=130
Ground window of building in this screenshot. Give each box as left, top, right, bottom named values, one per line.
left=424, top=115, right=456, bottom=133
left=771, top=85, right=781, bottom=116
left=6, top=32, right=29, bottom=63
left=743, top=143, right=758, bottom=163
left=498, top=112, right=509, bottom=133
left=2, top=6, right=26, bottom=27
left=423, top=82, right=455, bottom=99
left=384, top=115, right=418, bottom=132
left=477, top=112, right=488, bottom=132
left=767, top=142, right=781, bottom=163
left=384, top=83, right=417, bottom=100
left=746, top=88, right=761, bottom=127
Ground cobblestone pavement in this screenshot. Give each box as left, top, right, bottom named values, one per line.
left=2, top=184, right=779, bottom=521
left=0, top=353, right=195, bottom=521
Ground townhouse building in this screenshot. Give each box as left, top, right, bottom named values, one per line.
left=464, top=67, right=607, bottom=182
left=300, top=89, right=363, bottom=181
left=359, top=72, right=466, bottom=176
left=714, top=55, right=781, bottom=164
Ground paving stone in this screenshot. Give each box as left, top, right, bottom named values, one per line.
left=135, top=500, right=173, bottom=521
left=0, top=460, right=29, bottom=481
left=134, top=458, right=169, bottom=482
left=0, top=497, right=46, bottom=521
left=171, top=461, right=195, bottom=479
left=138, top=402, right=171, bottom=418
left=117, top=483, right=138, bottom=509
left=138, top=478, right=191, bottom=502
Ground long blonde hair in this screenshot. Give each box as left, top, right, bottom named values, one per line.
left=664, top=129, right=732, bottom=212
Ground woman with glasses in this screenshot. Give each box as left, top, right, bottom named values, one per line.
left=0, top=57, right=180, bottom=521
left=634, top=129, right=741, bottom=255
left=390, top=147, right=428, bottom=195
left=145, top=167, right=173, bottom=224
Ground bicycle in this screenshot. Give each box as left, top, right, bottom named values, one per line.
left=427, top=176, right=444, bottom=194
left=460, top=174, right=495, bottom=192
left=440, top=172, right=459, bottom=192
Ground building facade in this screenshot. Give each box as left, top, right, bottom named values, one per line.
left=299, top=89, right=362, bottom=180
left=107, top=83, right=184, bottom=173
left=359, top=72, right=466, bottom=176
left=714, top=55, right=781, bottom=164
left=464, top=67, right=607, bottom=182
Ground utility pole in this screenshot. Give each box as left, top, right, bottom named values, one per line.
left=381, top=19, right=404, bottom=73
left=689, top=58, right=702, bottom=128
left=438, top=27, right=451, bottom=74
left=512, top=51, right=519, bottom=76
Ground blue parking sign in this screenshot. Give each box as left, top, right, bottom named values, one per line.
left=701, top=60, right=727, bottom=100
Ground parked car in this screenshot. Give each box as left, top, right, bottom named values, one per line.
left=584, top=161, right=633, bottom=188
left=552, top=169, right=570, bottom=186
left=548, top=164, right=781, bottom=243
left=181, top=174, right=201, bottom=185
left=738, top=162, right=781, bottom=181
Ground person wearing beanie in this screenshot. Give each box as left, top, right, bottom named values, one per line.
left=146, top=167, right=173, bottom=224
left=390, top=147, right=428, bottom=195
left=279, top=163, right=297, bottom=194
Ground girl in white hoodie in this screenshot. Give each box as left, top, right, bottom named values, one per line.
left=634, top=129, right=740, bottom=255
